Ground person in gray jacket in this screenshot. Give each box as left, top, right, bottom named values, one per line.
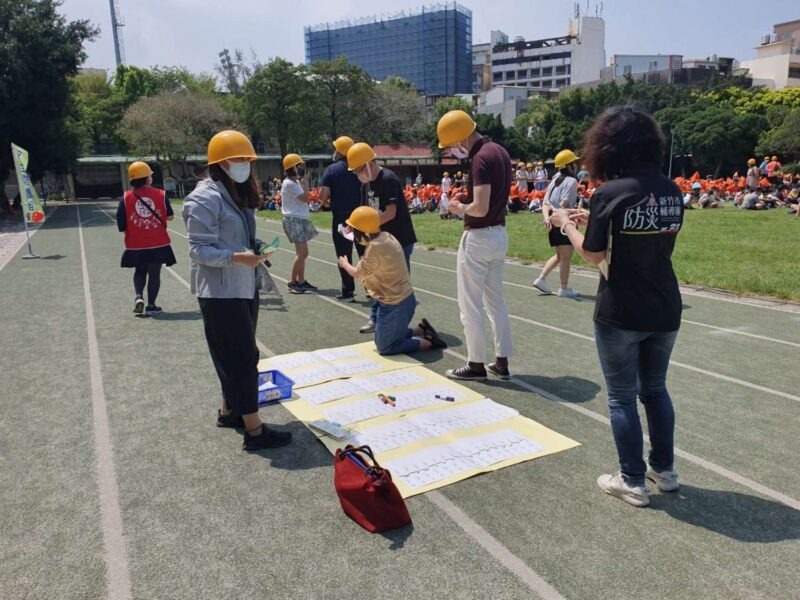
left=183, top=130, right=292, bottom=451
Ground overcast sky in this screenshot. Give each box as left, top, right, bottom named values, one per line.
left=61, top=0, right=797, bottom=77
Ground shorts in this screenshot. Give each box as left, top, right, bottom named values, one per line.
left=282, top=215, right=318, bottom=243
left=548, top=227, right=572, bottom=247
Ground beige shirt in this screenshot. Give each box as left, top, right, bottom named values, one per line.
left=355, top=232, right=413, bottom=305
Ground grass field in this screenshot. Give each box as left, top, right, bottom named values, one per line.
left=258, top=207, right=800, bottom=302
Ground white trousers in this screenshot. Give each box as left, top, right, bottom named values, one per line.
left=456, top=226, right=513, bottom=363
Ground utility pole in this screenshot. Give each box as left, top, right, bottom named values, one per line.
left=108, top=0, right=126, bottom=67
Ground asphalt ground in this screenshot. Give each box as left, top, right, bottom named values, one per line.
left=1, top=202, right=798, bottom=600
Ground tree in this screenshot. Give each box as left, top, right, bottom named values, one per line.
left=309, top=57, right=374, bottom=140
left=0, top=0, right=98, bottom=183
left=117, top=91, right=233, bottom=177
left=756, top=108, right=800, bottom=161
left=242, top=59, right=319, bottom=156
left=361, top=77, right=426, bottom=144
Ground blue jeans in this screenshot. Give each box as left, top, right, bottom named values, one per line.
left=370, top=244, right=413, bottom=322
left=594, top=322, right=679, bottom=486
left=374, top=294, right=420, bottom=355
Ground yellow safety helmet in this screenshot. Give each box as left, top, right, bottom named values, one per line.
left=346, top=206, right=381, bottom=234
left=443, top=172, right=450, bottom=177
left=748, top=158, right=756, bottom=165
left=283, top=153, right=304, bottom=172
left=526, top=162, right=533, bottom=169
left=333, top=136, right=354, bottom=156
left=437, top=110, right=477, bottom=148
left=518, top=161, right=525, bottom=168
left=554, top=149, right=579, bottom=169
left=207, top=130, right=257, bottom=165
left=771, top=155, right=778, bottom=161
left=128, top=161, right=153, bottom=181
left=347, top=142, right=376, bottom=171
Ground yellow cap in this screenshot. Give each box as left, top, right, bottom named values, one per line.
left=333, top=136, right=354, bottom=155
left=283, top=153, right=304, bottom=171
left=437, top=110, right=477, bottom=148
left=346, top=206, right=381, bottom=234
left=526, top=162, right=533, bottom=169
left=772, top=156, right=778, bottom=161
left=207, top=130, right=257, bottom=165
left=555, top=149, right=579, bottom=169
left=748, top=158, right=756, bottom=165
left=128, top=161, right=153, bottom=181
left=347, top=142, right=376, bottom=171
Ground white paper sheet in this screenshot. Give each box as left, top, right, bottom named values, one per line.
left=322, top=397, right=396, bottom=425
left=332, top=359, right=383, bottom=377
left=407, top=398, right=519, bottom=437
left=384, top=447, right=476, bottom=489
left=268, top=353, right=320, bottom=371
left=352, top=369, right=426, bottom=392
left=350, top=420, right=429, bottom=453
left=298, top=380, right=365, bottom=405
left=313, top=347, right=361, bottom=361
left=290, top=364, right=343, bottom=387
left=449, top=430, right=544, bottom=468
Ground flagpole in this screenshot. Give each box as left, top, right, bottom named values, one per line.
left=668, top=132, right=675, bottom=180
left=21, top=212, right=40, bottom=259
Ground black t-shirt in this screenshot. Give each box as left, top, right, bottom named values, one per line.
left=361, top=168, right=417, bottom=248
left=583, top=167, right=684, bottom=331
left=320, top=159, right=362, bottom=223
left=465, top=136, right=511, bottom=229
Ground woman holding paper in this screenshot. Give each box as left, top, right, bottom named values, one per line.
left=548, top=105, right=684, bottom=508
left=182, top=130, right=292, bottom=451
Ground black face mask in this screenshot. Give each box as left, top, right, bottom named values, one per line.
left=295, top=166, right=306, bottom=177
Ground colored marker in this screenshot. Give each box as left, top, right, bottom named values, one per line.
left=435, top=394, right=455, bottom=402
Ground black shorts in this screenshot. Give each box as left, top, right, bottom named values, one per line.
left=548, top=227, right=571, bottom=247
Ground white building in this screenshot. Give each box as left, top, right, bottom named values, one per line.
left=473, top=31, right=508, bottom=94
left=739, top=19, right=800, bottom=89
left=604, top=54, right=683, bottom=81
left=489, top=16, right=606, bottom=90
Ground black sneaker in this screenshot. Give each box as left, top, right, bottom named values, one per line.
left=420, top=319, right=447, bottom=349
left=243, top=424, right=292, bottom=450
left=487, top=363, right=511, bottom=380
left=418, top=318, right=437, bottom=337
left=446, top=365, right=487, bottom=381
left=300, top=281, right=318, bottom=291
left=336, top=291, right=355, bottom=302
left=288, top=282, right=305, bottom=294
left=145, top=305, right=162, bottom=315
left=216, top=410, right=244, bottom=429
left=133, top=297, right=144, bottom=315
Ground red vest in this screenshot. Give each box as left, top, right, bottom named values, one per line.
left=123, top=186, right=171, bottom=250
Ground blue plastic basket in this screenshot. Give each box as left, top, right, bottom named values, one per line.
left=257, top=369, right=294, bottom=405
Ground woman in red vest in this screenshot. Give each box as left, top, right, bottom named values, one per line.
left=116, top=161, right=176, bottom=316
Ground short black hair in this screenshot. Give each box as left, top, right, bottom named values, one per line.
left=130, top=177, right=148, bottom=188
left=580, top=104, right=666, bottom=181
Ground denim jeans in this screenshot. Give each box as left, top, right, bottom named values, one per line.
left=370, top=243, right=413, bottom=322
left=594, top=322, right=679, bottom=486
left=374, top=293, right=420, bottom=355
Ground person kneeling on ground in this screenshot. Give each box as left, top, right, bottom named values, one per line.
left=338, top=206, right=446, bottom=355
left=698, top=187, right=722, bottom=209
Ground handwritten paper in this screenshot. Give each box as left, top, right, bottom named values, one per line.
left=407, top=398, right=519, bottom=437
left=299, top=380, right=365, bottom=405
left=350, top=420, right=430, bottom=453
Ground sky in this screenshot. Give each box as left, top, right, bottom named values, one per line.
left=61, top=0, right=799, bottom=77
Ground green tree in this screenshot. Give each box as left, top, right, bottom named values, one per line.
left=242, top=59, right=320, bottom=156
left=0, top=0, right=98, bottom=184
left=117, top=91, right=233, bottom=177
left=309, top=57, right=374, bottom=140
left=361, top=77, right=425, bottom=144
left=756, top=108, right=800, bottom=160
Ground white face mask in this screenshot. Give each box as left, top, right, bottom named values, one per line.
left=337, top=223, right=355, bottom=242
left=450, top=144, right=469, bottom=160
left=357, top=164, right=373, bottom=184
left=223, top=161, right=251, bottom=183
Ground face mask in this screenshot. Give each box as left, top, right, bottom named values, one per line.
left=357, top=164, right=373, bottom=184
left=223, top=161, right=251, bottom=183
left=295, top=166, right=306, bottom=177
left=337, top=223, right=355, bottom=242
left=450, top=144, right=469, bottom=160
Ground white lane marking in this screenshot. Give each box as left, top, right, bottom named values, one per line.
left=269, top=268, right=800, bottom=512
left=77, top=205, right=133, bottom=600
left=269, top=246, right=800, bottom=405
left=256, top=220, right=800, bottom=344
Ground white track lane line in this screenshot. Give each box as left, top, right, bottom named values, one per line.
left=265, top=268, right=800, bottom=512
left=77, top=205, right=133, bottom=600
left=256, top=220, right=800, bottom=343
left=266, top=244, right=800, bottom=405
left=95, top=206, right=564, bottom=600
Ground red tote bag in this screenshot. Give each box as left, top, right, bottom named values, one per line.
left=334, top=445, right=412, bottom=533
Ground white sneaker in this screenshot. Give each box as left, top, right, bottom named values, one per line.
left=646, top=467, right=680, bottom=492
left=557, top=287, right=579, bottom=298
left=532, top=277, right=551, bottom=294
left=597, top=473, right=650, bottom=507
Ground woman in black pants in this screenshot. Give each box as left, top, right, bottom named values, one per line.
left=182, top=130, right=292, bottom=451
left=117, top=161, right=176, bottom=316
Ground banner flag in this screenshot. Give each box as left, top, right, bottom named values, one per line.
left=10, top=143, right=45, bottom=224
